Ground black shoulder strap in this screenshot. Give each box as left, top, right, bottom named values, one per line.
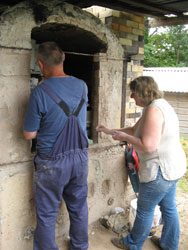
left=74, top=86, right=86, bottom=116
left=39, top=83, right=85, bottom=117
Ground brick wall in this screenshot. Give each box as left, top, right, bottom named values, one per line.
left=86, top=7, right=144, bottom=126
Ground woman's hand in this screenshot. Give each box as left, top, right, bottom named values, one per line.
left=96, top=125, right=114, bottom=135
left=112, top=131, right=127, bottom=141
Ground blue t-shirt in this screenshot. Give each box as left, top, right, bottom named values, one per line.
left=24, top=76, right=88, bottom=155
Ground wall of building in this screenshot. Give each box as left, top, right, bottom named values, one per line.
left=0, top=1, right=138, bottom=249
left=86, top=7, right=145, bottom=127
left=164, top=92, right=188, bottom=138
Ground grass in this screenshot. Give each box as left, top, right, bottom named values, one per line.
left=177, top=137, right=188, bottom=193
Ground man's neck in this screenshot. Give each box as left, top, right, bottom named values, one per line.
left=44, top=65, right=69, bottom=79
left=46, top=72, right=69, bottom=78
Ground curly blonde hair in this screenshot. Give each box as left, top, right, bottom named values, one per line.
left=129, top=76, right=163, bottom=106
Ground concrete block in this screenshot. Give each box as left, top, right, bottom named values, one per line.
left=125, top=33, right=139, bottom=41
left=127, top=77, right=132, bottom=84
left=127, top=71, right=134, bottom=79
left=119, top=38, right=132, bottom=46
left=0, top=163, right=34, bottom=250
left=112, top=10, right=120, bottom=17
left=132, top=71, right=142, bottom=79
left=111, top=16, right=124, bottom=25
left=139, top=23, right=145, bottom=30
left=132, top=40, right=139, bottom=48
left=0, top=146, right=129, bottom=250
left=131, top=15, right=145, bottom=24
left=123, top=45, right=138, bottom=55
left=97, top=60, right=123, bottom=134
left=118, top=18, right=129, bottom=26
left=120, top=12, right=132, bottom=19
left=0, top=48, right=31, bottom=76
left=127, top=64, right=132, bottom=72
left=132, top=28, right=144, bottom=36
left=0, top=76, right=31, bottom=164
left=138, top=47, right=144, bottom=54
left=131, top=54, right=144, bottom=61
left=88, top=145, right=129, bottom=223
left=133, top=60, right=140, bottom=66
left=119, top=25, right=132, bottom=33
left=126, top=20, right=139, bottom=28
left=132, top=65, right=143, bottom=73
left=99, top=9, right=113, bottom=18
left=0, top=4, right=35, bottom=49
left=112, top=23, right=119, bottom=31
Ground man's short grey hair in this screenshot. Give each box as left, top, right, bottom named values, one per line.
left=37, top=41, right=63, bottom=67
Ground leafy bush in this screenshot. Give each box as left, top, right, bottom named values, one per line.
left=178, top=137, right=188, bottom=192
left=181, top=137, right=188, bottom=174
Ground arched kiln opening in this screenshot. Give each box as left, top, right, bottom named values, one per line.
left=30, top=23, right=108, bottom=144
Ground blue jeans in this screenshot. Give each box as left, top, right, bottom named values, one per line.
left=124, top=168, right=180, bottom=250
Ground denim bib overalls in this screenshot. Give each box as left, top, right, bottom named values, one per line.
left=33, top=83, right=89, bottom=250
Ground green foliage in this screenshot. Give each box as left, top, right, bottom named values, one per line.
left=178, top=137, right=188, bottom=193
left=144, top=24, right=188, bottom=67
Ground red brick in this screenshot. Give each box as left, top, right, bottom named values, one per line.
left=119, top=25, right=132, bottom=33
left=112, top=23, right=119, bottom=30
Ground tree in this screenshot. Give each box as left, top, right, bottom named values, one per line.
left=144, top=24, right=188, bottom=67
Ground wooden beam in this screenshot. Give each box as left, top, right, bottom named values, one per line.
left=149, top=16, right=188, bottom=27
left=119, top=0, right=177, bottom=15
left=79, top=0, right=184, bottom=16
left=79, top=0, right=185, bottom=18
left=81, top=0, right=164, bottom=17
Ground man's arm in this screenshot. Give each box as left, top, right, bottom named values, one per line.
left=23, top=88, right=42, bottom=140
left=23, top=131, right=37, bottom=140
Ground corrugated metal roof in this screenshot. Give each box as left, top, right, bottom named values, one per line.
left=143, top=67, right=188, bottom=93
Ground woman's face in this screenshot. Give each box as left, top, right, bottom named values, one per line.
left=130, top=91, right=144, bottom=107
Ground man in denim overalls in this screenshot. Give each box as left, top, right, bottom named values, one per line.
left=24, top=42, right=89, bottom=250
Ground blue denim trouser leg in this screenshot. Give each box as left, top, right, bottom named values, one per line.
left=33, top=151, right=88, bottom=250
left=124, top=168, right=179, bottom=250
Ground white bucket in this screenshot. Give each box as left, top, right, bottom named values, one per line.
left=129, top=198, right=161, bottom=236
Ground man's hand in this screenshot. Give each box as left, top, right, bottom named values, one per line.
left=23, top=131, right=37, bottom=140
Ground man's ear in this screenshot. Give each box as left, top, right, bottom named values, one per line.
left=38, top=59, right=44, bottom=72
left=63, top=52, right=65, bottom=62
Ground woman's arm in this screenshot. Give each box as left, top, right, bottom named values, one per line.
left=118, top=118, right=142, bottom=135
left=96, top=118, right=142, bottom=136
left=112, top=106, right=164, bottom=154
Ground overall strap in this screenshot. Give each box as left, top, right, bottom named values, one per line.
left=74, top=86, right=85, bottom=116
left=39, top=84, right=71, bottom=117
left=39, top=83, right=85, bottom=117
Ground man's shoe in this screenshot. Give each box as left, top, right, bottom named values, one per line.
left=151, top=236, right=163, bottom=249
left=111, top=238, right=129, bottom=249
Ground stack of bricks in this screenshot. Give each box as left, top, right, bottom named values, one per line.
left=86, top=6, right=144, bottom=126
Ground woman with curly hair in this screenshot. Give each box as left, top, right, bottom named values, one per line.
left=96, top=76, right=186, bottom=250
